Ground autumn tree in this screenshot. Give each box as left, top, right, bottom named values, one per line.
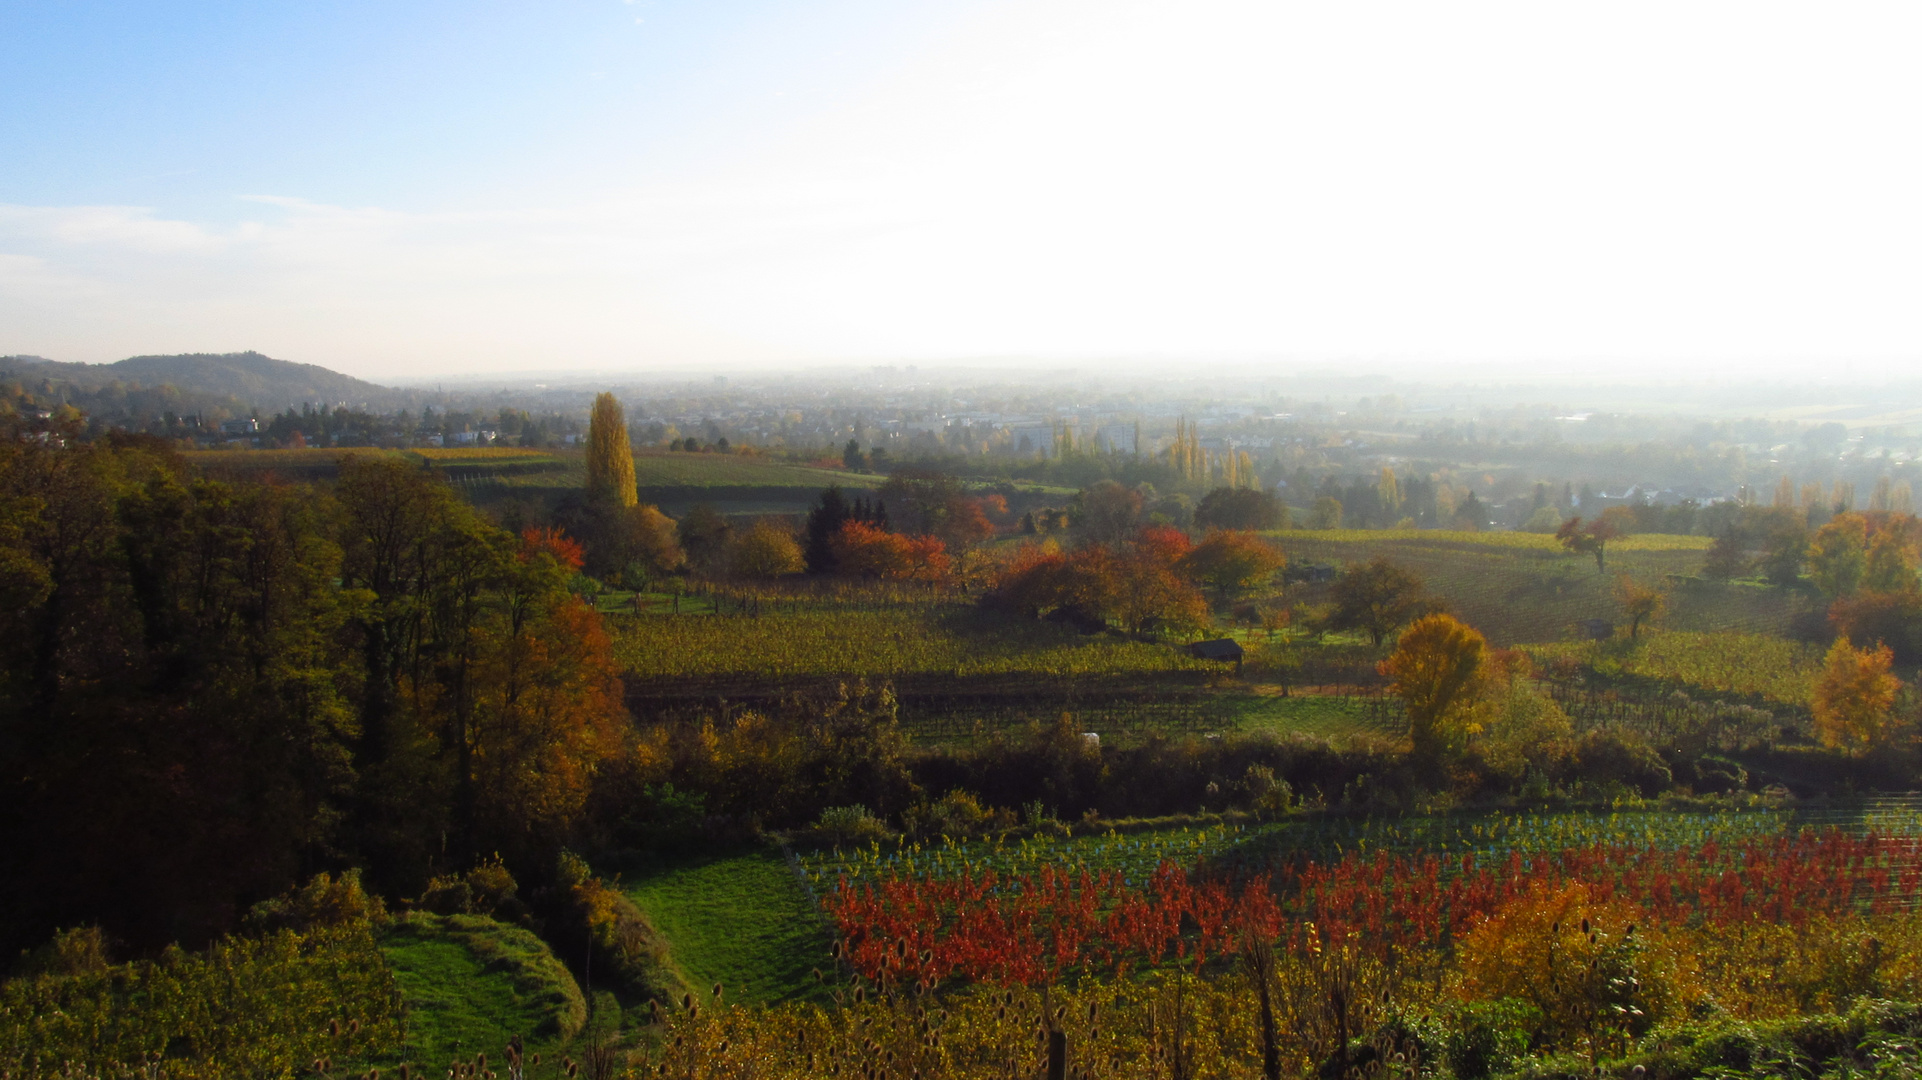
left=1182, top=530, right=1286, bottom=601
left=676, top=503, right=732, bottom=575
left=726, top=520, right=804, bottom=579
left=588, top=502, right=682, bottom=588
left=878, top=469, right=995, bottom=552
left=1811, top=636, right=1901, bottom=756
left=1072, top=480, right=1144, bottom=546
left=831, top=521, right=948, bottom=582
left=1556, top=516, right=1620, bottom=573
left=1308, top=496, right=1343, bottom=530
left=1113, top=527, right=1208, bottom=633
left=1807, top=513, right=1869, bottom=597
left=1702, top=524, right=1747, bottom=581
left=1194, top=486, right=1286, bottom=531
left=585, top=392, right=637, bottom=508
left=1612, top=576, right=1668, bottom=639
left=1829, top=589, right=1922, bottom=665
left=1327, top=556, right=1431, bottom=647
left=1863, top=514, right=1921, bottom=594
left=1380, top=613, right=1490, bottom=762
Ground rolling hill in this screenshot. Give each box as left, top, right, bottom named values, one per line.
left=1, top=351, right=398, bottom=411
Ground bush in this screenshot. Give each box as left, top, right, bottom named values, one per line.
left=418, top=855, right=529, bottom=921
left=902, top=790, right=1010, bottom=840
left=244, top=869, right=388, bottom=934
left=1443, top=999, right=1540, bottom=1080
left=810, top=804, right=894, bottom=846
left=1572, top=729, right=1673, bottom=796
left=540, top=851, right=687, bottom=1005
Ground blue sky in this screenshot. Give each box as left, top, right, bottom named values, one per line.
left=4, top=1, right=1921, bottom=379
left=0, top=1, right=968, bottom=216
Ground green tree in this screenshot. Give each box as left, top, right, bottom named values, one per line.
left=1702, top=524, right=1747, bottom=581
left=1194, top=486, right=1286, bottom=531
left=1807, top=513, right=1868, bottom=597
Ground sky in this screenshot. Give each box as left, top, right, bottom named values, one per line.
left=2, top=0, right=1920, bottom=380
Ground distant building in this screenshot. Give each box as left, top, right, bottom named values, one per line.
left=219, top=418, right=258, bottom=436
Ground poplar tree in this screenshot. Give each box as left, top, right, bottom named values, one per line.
left=586, top=392, right=638, bottom=508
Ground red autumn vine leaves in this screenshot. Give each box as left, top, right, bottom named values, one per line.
left=824, top=831, right=1922, bottom=987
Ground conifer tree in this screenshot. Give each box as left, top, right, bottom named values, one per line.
left=585, top=392, right=638, bottom=507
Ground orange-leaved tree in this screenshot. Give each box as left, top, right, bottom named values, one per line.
left=1556, top=515, right=1620, bottom=573
left=832, top=521, right=949, bottom=582
left=1811, top=635, right=1902, bottom=756
left=1379, top=612, right=1489, bottom=762
left=1181, top=530, right=1286, bottom=602
left=1612, top=576, right=1668, bottom=639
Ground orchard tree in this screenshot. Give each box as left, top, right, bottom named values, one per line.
left=1811, top=636, right=1901, bottom=756
left=1613, top=576, right=1669, bottom=639
left=1327, top=556, right=1430, bottom=647
left=1380, top=613, right=1489, bottom=762
left=1182, top=530, right=1286, bottom=601
left=1556, top=515, right=1620, bottom=573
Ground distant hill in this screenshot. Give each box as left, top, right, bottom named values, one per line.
left=0, top=351, right=396, bottom=411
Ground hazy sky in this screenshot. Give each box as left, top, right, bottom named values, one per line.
left=3, top=1, right=1920, bottom=379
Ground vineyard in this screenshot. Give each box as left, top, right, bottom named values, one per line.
left=610, top=605, right=1212, bottom=682
left=797, top=802, right=1922, bottom=892
left=1276, top=531, right=1796, bottom=645
left=1529, top=630, right=1825, bottom=706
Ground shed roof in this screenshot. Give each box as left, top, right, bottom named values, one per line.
left=1188, top=638, right=1244, bottom=662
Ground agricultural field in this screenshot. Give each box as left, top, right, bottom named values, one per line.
left=619, top=849, right=834, bottom=1005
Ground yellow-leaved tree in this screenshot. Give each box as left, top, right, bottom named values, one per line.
left=586, top=391, right=637, bottom=508
left=1379, top=612, right=1489, bottom=762
left=1811, top=636, right=1901, bottom=755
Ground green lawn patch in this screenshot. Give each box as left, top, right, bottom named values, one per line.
left=378, top=913, right=585, bottom=1066
left=621, top=848, right=834, bottom=1006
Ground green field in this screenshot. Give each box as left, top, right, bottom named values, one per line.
left=378, top=914, right=585, bottom=1066
left=620, top=848, right=834, bottom=1005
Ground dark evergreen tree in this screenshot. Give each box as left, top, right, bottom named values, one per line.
left=805, top=485, right=852, bottom=574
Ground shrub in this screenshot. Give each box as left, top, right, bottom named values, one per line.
left=541, top=851, right=687, bottom=1005
left=812, top=804, right=894, bottom=846
left=1572, top=729, right=1673, bottom=796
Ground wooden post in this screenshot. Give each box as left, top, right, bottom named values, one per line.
left=1046, top=1030, right=1067, bottom=1080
